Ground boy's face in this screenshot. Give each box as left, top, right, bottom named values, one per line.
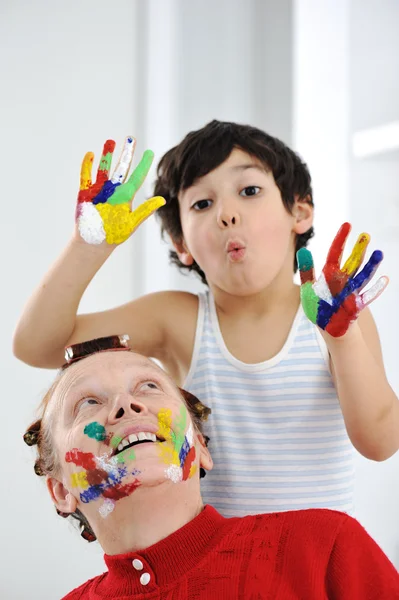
left=177, top=148, right=312, bottom=296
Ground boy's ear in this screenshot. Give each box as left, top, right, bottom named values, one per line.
left=172, top=238, right=194, bottom=266
left=46, top=476, right=78, bottom=514
left=197, top=433, right=213, bottom=472
left=293, top=195, right=314, bottom=235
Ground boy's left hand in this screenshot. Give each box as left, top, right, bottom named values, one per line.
left=297, top=223, right=389, bottom=337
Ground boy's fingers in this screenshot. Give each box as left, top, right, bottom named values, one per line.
left=359, top=276, right=389, bottom=309
left=111, top=136, right=136, bottom=185
left=130, top=196, right=166, bottom=230
left=351, top=250, right=384, bottom=294
left=95, top=139, right=116, bottom=183
left=297, top=247, right=315, bottom=285
left=125, top=149, right=155, bottom=196
left=108, top=149, right=155, bottom=206
left=326, top=222, right=351, bottom=268
left=80, top=152, right=94, bottom=190
left=342, top=232, right=370, bottom=277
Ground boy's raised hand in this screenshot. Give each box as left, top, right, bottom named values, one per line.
left=297, top=223, right=389, bottom=337
left=76, top=137, right=165, bottom=245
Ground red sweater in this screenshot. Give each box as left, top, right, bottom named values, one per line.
left=63, top=506, right=399, bottom=599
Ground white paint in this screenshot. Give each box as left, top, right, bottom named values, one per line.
left=99, top=499, right=115, bottom=519
left=77, top=203, right=106, bottom=245
left=313, top=272, right=334, bottom=305
left=111, top=136, right=136, bottom=184
left=165, top=464, right=182, bottom=483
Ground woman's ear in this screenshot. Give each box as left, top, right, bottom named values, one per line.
left=46, top=476, right=78, bottom=514
left=293, top=195, right=314, bottom=235
left=197, top=434, right=213, bottom=473
left=172, top=238, right=194, bottom=266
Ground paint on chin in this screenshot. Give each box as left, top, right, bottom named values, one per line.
left=66, top=448, right=141, bottom=508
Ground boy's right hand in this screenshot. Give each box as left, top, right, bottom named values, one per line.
left=76, top=136, right=166, bottom=245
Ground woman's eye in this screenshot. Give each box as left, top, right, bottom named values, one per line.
left=78, top=398, right=100, bottom=410
left=139, top=382, right=160, bottom=391
left=192, top=199, right=212, bottom=211
left=240, top=186, right=260, bottom=197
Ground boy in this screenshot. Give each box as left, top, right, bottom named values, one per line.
left=14, top=121, right=399, bottom=516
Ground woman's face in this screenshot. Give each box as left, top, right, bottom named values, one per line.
left=47, top=351, right=210, bottom=519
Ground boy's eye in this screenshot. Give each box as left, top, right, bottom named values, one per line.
left=239, top=186, right=260, bottom=197
left=192, top=199, right=212, bottom=211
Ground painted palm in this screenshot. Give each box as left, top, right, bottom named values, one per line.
left=76, top=137, right=165, bottom=245
left=297, top=223, right=389, bottom=337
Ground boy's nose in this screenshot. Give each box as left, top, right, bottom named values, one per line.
left=217, top=208, right=240, bottom=229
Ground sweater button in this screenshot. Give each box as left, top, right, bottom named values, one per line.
left=132, top=559, right=143, bottom=570
left=140, top=572, right=151, bottom=586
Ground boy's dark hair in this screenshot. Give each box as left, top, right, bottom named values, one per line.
left=154, top=120, right=314, bottom=285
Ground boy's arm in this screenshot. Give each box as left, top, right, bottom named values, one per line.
left=13, top=136, right=167, bottom=368
left=325, top=515, right=399, bottom=598
left=13, top=235, right=170, bottom=368
left=326, top=309, right=399, bottom=461
left=297, top=222, right=399, bottom=460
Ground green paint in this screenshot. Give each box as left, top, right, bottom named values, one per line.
left=173, top=405, right=187, bottom=451
left=115, top=448, right=135, bottom=463
left=99, top=151, right=113, bottom=173
left=110, top=435, right=123, bottom=449
left=84, top=422, right=106, bottom=441
left=300, top=281, right=319, bottom=324
left=297, top=247, right=314, bottom=272
left=109, top=149, right=154, bottom=206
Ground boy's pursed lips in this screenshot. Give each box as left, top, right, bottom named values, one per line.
left=226, top=238, right=246, bottom=262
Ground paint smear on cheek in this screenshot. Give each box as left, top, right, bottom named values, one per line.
left=84, top=422, right=106, bottom=441
left=158, top=415, right=197, bottom=483
left=65, top=449, right=141, bottom=508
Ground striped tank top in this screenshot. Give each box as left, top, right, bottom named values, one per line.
left=184, top=291, right=355, bottom=517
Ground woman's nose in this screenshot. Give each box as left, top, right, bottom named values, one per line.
left=108, top=394, right=149, bottom=424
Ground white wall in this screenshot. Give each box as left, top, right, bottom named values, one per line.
left=1, top=2, right=143, bottom=598
left=294, top=0, right=399, bottom=566
left=2, top=1, right=398, bottom=598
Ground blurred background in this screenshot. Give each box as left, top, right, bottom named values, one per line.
left=1, top=0, right=398, bottom=597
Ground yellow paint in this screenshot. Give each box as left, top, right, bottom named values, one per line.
left=96, top=196, right=166, bottom=245
left=189, top=464, right=197, bottom=479
left=342, top=233, right=370, bottom=276
left=157, top=409, right=173, bottom=442
left=71, top=471, right=89, bottom=489
left=80, top=152, right=94, bottom=190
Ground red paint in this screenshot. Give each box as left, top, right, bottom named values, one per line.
left=102, top=139, right=116, bottom=157
left=300, top=268, right=314, bottom=285
left=323, top=265, right=349, bottom=296
left=325, top=295, right=357, bottom=337
left=326, top=222, right=351, bottom=266
left=102, top=479, right=141, bottom=500
left=86, top=468, right=108, bottom=486
left=77, top=171, right=108, bottom=204
left=323, top=223, right=351, bottom=296
left=65, top=449, right=97, bottom=470
left=182, top=446, right=196, bottom=481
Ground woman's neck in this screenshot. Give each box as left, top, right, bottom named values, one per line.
left=92, top=486, right=204, bottom=556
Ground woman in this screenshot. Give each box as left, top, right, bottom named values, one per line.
left=25, top=335, right=399, bottom=599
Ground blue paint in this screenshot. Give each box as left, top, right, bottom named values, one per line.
left=179, top=437, right=191, bottom=467
left=93, top=181, right=121, bottom=205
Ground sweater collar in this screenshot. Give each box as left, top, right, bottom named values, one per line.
left=99, top=506, right=226, bottom=595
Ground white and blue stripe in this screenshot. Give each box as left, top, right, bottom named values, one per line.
left=184, top=292, right=354, bottom=517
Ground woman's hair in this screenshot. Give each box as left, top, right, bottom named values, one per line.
left=154, top=119, right=314, bottom=284
left=24, top=345, right=211, bottom=543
